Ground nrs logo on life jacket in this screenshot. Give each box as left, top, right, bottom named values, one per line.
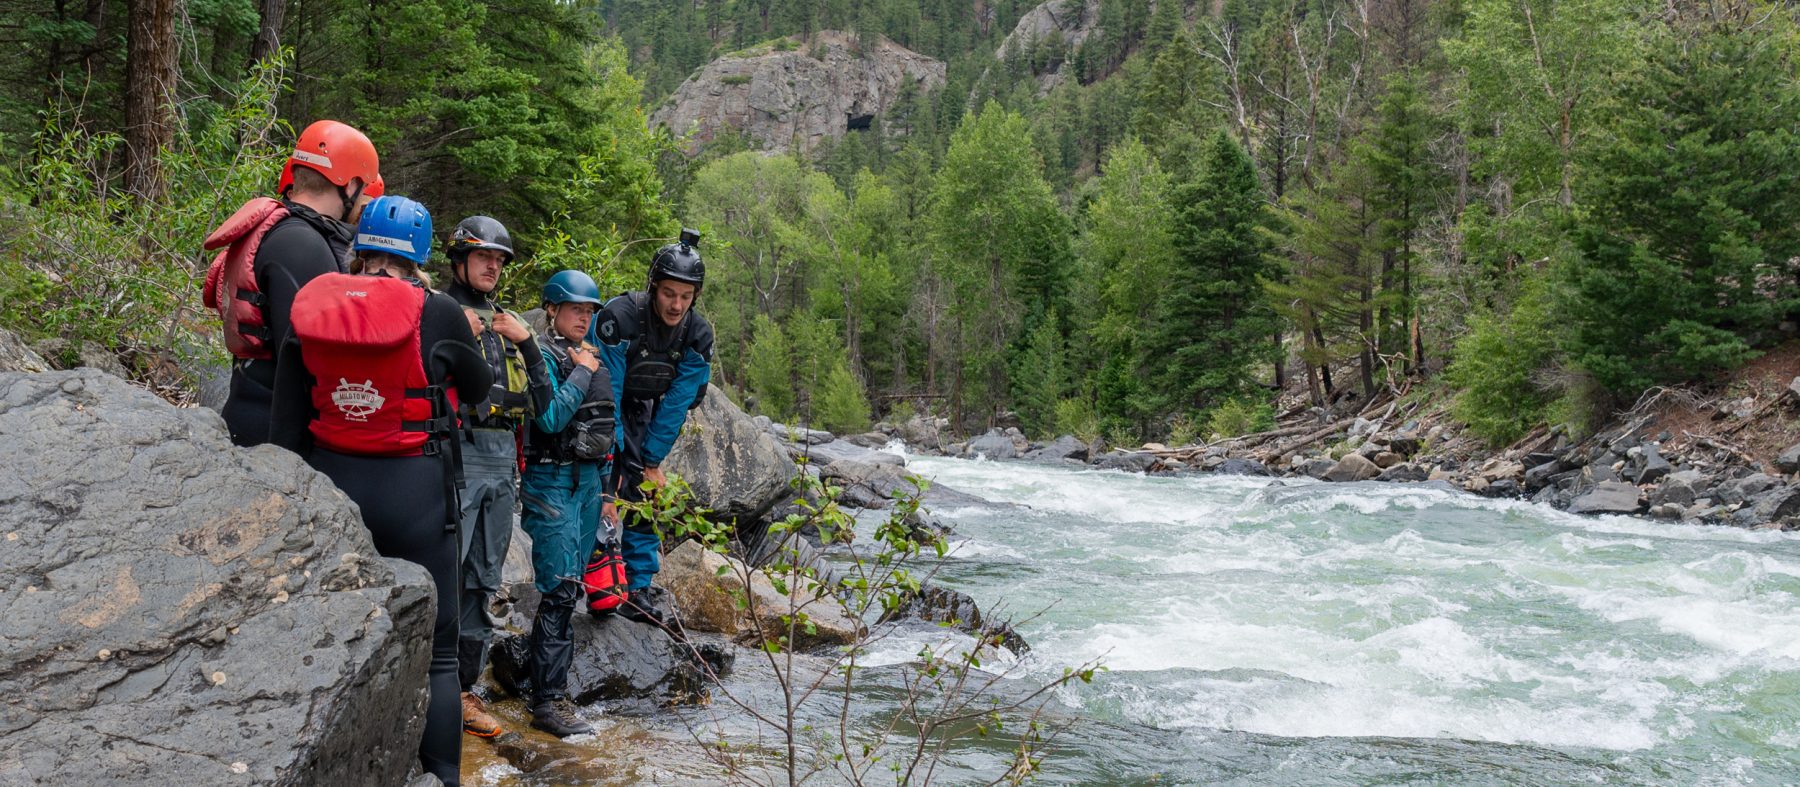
left=291, top=274, right=457, bottom=456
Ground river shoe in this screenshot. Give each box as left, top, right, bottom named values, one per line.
left=530, top=698, right=593, bottom=737
left=619, top=584, right=677, bottom=628
left=462, top=691, right=504, bottom=738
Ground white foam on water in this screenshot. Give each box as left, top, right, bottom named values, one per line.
left=473, top=764, right=524, bottom=785
left=892, top=456, right=1800, bottom=773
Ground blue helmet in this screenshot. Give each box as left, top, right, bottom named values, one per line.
left=353, top=196, right=433, bottom=265
left=542, top=270, right=601, bottom=306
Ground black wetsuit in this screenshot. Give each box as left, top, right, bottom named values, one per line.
left=270, top=285, right=492, bottom=786
left=222, top=201, right=353, bottom=447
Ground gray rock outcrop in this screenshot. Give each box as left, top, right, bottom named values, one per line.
left=658, top=541, right=863, bottom=651
left=0, top=370, right=434, bottom=785
left=996, top=0, right=1103, bottom=93
left=664, top=384, right=798, bottom=524
left=1569, top=481, right=1645, bottom=515
left=0, top=326, right=50, bottom=373
left=653, top=31, right=946, bottom=155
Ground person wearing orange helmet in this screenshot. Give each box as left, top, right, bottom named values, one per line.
left=205, top=119, right=383, bottom=447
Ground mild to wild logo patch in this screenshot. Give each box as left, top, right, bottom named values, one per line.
left=331, top=378, right=385, bottom=421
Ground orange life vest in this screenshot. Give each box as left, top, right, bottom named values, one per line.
left=202, top=198, right=290, bottom=360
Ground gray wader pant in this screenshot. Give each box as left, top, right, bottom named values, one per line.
left=457, top=427, right=518, bottom=690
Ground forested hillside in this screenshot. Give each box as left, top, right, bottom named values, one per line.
left=2, top=0, right=1796, bottom=449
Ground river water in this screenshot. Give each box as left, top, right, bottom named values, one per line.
left=839, top=453, right=1800, bottom=785
left=473, top=453, right=1800, bottom=785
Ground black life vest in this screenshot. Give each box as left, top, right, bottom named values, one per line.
left=526, top=337, right=616, bottom=465
left=620, top=291, right=691, bottom=401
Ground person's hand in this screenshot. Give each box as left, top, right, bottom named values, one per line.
left=490, top=312, right=530, bottom=342
left=463, top=307, right=482, bottom=337
left=601, top=501, right=618, bottom=525
left=643, top=466, right=667, bottom=489
left=569, top=345, right=600, bottom=372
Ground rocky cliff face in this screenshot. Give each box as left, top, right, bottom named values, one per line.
left=997, top=0, right=1104, bottom=93
left=0, top=370, right=434, bottom=785
left=652, top=31, right=945, bottom=155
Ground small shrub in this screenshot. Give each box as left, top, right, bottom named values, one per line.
left=1206, top=397, right=1274, bottom=440
left=1052, top=397, right=1100, bottom=444
left=1447, top=278, right=1559, bottom=445
left=721, top=74, right=752, bottom=86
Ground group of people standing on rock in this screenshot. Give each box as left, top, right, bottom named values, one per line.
left=202, top=119, right=715, bottom=785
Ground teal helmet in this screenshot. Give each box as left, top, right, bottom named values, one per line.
left=542, top=269, right=601, bottom=305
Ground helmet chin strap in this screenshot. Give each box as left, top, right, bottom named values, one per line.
left=336, top=180, right=366, bottom=224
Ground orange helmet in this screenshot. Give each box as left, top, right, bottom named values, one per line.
left=277, top=120, right=384, bottom=198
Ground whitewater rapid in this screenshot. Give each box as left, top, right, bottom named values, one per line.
left=888, top=453, right=1800, bottom=784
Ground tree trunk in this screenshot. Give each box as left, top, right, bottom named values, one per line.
left=124, top=0, right=177, bottom=201
left=249, top=0, right=288, bottom=66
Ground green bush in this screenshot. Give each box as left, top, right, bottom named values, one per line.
left=1446, top=279, right=1559, bottom=445
left=1206, top=397, right=1274, bottom=440
left=720, top=75, right=752, bottom=86
left=0, top=58, right=288, bottom=384
left=1052, top=397, right=1100, bottom=443
left=814, top=362, right=871, bottom=435
left=744, top=314, right=794, bottom=420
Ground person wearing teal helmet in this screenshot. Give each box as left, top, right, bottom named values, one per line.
left=518, top=269, right=614, bottom=736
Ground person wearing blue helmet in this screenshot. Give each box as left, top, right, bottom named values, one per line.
left=350, top=195, right=434, bottom=284
left=518, top=269, right=615, bottom=736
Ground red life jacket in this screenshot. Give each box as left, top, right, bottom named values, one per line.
left=289, top=273, right=457, bottom=457
left=202, top=198, right=290, bottom=360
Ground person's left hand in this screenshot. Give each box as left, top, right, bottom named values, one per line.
left=602, top=501, right=618, bottom=526
left=490, top=312, right=530, bottom=342
left=643, top=466, right=667, bottom=489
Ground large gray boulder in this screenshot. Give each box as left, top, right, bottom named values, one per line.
left=897, top=413, right=947, bottom=453
left=820, top=458, right=924, bottom=507
left=653, top=31, right=946, bottom=155
left=664, top=385, right=799, bottom=524
left=1024, top=435, right=1090, bottom=464
left=0, top=326, right=50, bottom=373
left=658, top=541, right=863, bottom=651
left=788, top=438, right=905, bottom=468
left=0, top=370, right=434, bottom=785
left=1569, top=481, right=1645, bottom=515
left=487, top=619, right=720, bottom=711
left=964, top=429, right=1020, bottom=460
left=1322, top=453, right=1381, bottom=483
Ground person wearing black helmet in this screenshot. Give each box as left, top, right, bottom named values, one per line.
left=441, top=214, right=554, bottom=738
left=588, top=228, right=714, bottom=627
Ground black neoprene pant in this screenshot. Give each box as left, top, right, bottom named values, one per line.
left=308, top=448, right=461, bottom=786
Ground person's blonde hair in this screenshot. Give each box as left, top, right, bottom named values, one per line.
left=351, top=251, right=431, bottom=287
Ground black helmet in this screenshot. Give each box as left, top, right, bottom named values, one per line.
left=445, top=215, right=514, bottom=265
left=648, top=228, right=704, bottom=293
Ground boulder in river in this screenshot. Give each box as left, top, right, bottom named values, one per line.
left=963, top=429, right=1021, bottom=460
left=1322, top=453, right=1381, bottom=483
left=659, top=541, right=864, bottom=651
left=879, top=583, right=1030, bottom=656
left=1568, top=481, right=1645, bottom=515
left=0, top=370, right=434, bottom=785
left=488, top=616, right=722, bottom=710
left=664, top=384, right=798, bottom=524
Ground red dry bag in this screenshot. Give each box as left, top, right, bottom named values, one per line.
left=583, top=540, right=629, bottom=616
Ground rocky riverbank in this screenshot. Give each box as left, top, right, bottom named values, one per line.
left=858, top=366, right=1800, bottom=533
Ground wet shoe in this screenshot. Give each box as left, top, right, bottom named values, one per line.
left=461, top=691, right=503, bottom=738
left=530, top=698, right=593, bottom=737
left=618, top=585, right=677, bottom=627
